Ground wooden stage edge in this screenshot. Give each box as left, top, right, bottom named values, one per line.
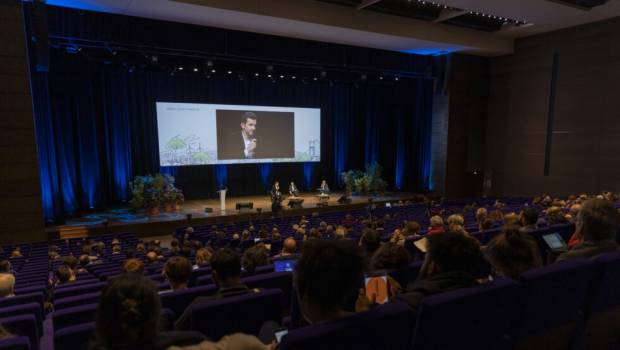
left=46, top=192, right=423, bottom=240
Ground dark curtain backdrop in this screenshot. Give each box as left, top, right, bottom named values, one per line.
left=30, top=7, right=435, bottom=223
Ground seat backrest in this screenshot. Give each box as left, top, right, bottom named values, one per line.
left=187, top=289, right=283, bottom=339
left=513, top=258, right=595, bottom=340
left=0, top=336, right=31, bottom=350
left=412, top=278, right=519, bottom=350
left=0, top=315, right=38, bottom=350
left=160, top=285, right=217, bottom=319
left=53, top=282, right=107, bottom=300
left=53, top=322, right=95, bottom=350
left=280, top=301, right=415, bottom=350
left=587, top=251, right=620, bottom=315
left=242, top=272, right=292, bottom=312
left=54, top=292, right=101, bottom=311
left=52, top=303, right=98, bottom=331
left=0, top=303, right=42, bottom=334
left=0, top=293, right=44, bottom=310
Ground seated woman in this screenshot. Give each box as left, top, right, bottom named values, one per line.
left=92, top=273, right=205, bottom=350
left=484, top=225, right=543, bottom=280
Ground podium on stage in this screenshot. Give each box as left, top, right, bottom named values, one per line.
left=217, top=189, right=227, bottom=212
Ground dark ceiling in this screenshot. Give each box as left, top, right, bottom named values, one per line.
left=313, top=0, right=526, bottom=32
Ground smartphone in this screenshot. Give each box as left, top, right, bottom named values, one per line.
left=274, top=329, right=288, bottom=343
left=364, top=272, right=389, bottom=304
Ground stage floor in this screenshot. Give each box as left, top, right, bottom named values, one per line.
left=47, top=192, right=418, bottom=239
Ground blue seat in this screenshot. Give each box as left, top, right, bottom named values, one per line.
left=53, top=322, right=95, bottom=350
left=583, top=252, right=620, bottom=349
left=512, top=258, right=595, bottom=350
left=183, top=289, right=283, bottom=339
left=280, top=301, right=415, bottom=350
left=0, top=336, right=31, bottom=350
left=412, top=278, right=519, bottom=350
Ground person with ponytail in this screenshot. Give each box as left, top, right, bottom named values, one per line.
left=92, top=274, right=204, bottom=350
left=484, top=225, right=543, bottom=280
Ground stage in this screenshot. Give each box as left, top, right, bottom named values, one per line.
left=47, top=192, right=421, bottom=240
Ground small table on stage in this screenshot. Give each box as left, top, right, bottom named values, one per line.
left=287, top=197, right=304, bottom=209
left=316, top=194, right=330, bottom=207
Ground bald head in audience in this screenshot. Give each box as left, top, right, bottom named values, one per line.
left=0, top=274, right=15, bottom=298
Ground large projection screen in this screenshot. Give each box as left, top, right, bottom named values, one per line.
left=156, top=102, right=321, bottom=166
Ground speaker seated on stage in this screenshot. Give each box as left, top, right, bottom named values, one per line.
left=289, top=181, right=300, bottom=197
left=318, top=180, right=330, bottom=196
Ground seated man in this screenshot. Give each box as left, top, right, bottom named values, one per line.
left=274, top=237, right=297, bottom=258
left=175, top=248, right=257, bottom=330
left=0, top=274, right=15, bottom=298
left=122, top=258, right=144, bottom=274
left=0, top=260, right=12, bottom=274
left=162, top=256, right=193, bottom=293
left=396, top=232, right=483, bottom=314
left=295, top=239, right=364, bottom=324
left=519, top=207, right=539, bottom=233
left=55, top=265, right=76, bottom=286
left=289, top=181, right=300, bottom=197
left=556, top=198, right=619, bottom=262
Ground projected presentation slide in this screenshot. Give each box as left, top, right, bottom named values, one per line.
left=156, top=102, right=321, bottom=166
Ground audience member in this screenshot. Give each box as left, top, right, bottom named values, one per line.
left=146, top=251, right=160, bottom=266
left=194, top=248, right=213, bottom=268
left=242, top=245, right=270, bottom=275
left=447, top=214, right=465, bottom=231
left=359, top=229, right=381, bottom=258
left=475, top=208, right=488, bottom=225
left=426, top=216, right=445, bottom=236
left=10, top=248, right=22, bottom=258
left=503, top=212, right=519, bottom=226
left=479, top=218, right=495, bottom=233
left=55, top=265, right=75, bottom=285
left=122, top=258, right=145, bottom=274
left=519, top=207, right=539, bottom=233
left=484, top=225, right=542, bottom=279
left=77, top=255, right=90, bottom=273
left=170, top=239, right=180, bottom=255
left=176, top=248, right=256, bottom=330
left=93, top=273, right=204, bottom=350
left=162, top=257, right=193, bottom=293
left=274, top=237, right=297, bottom=258
left=295, top=240, right=364, bottom=324
left=111, top=244, right=122, bottom=255
left=0, top=261, right=12, bottom=274
left=397, top=232, right=483, bottom=314
left=0, top=274, right=15, bottom=298
left=556, top=199, right=620, bottom=262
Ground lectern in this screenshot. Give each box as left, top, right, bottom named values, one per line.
left=216, top=189, right=227, bottom=212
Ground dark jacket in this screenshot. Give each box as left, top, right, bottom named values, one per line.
left=174, top=284, right=254, bottom=330
left=218, top=131, right=259, bottom=160
left=396, top=271, right=479, bottom=314
left=555, top=239, right=619, bottom=263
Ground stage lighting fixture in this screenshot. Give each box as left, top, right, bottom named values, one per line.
left=313, top=77, right=318, bottom=81
left=280, top=75, right=284, bottom=79
left=211, top=69, right=216, bottom=73
left=193, top=67, right=198, bottom=72
left=379, top=76, right=384, bottom=80
left=206, top=60, right=214, bottom=67
left=150, top=55, right=158, bottom=63
left=227, top=70, right=232, bottom=74
left=254, top=73, right=260, bottom=77
left=292, top=76, right=296, bottom=79
left=394, top=77, right=399, bottom=81
left=267, top=74, right=272, bottom=78
left=178, top=66, right=184, bottom=71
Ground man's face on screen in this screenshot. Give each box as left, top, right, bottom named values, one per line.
left=241, top=118, right=257, bottom=137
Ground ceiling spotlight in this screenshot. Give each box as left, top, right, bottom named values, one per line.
left=254, top=73, right=260, bottom=77
left=206, top=60, right=214, bottom=67
left=227, top=70, right=232, bottom=74
left=178, top=66, right=184, bottom=71
left=266, top=65, right=274, bottom=73
left=394, top=77, right=399, bottom=81
left=150, top=55, right=158, bottom=63
left=360, top=73, right=367, bottom=81
left=313, top=77, right=318, bottom=81
left=210, top=69, right=215, bottom=73
left=292, top=76, right=296, bottom=79
left=379, top=76, right=384, bottom=80
left=280, top=75, right=284, bottom=79
left=267, top=74, right=272, bottom=78
left=320, top=71, right=327, bottom=78
left=193, top=67, right=198, bottom=72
